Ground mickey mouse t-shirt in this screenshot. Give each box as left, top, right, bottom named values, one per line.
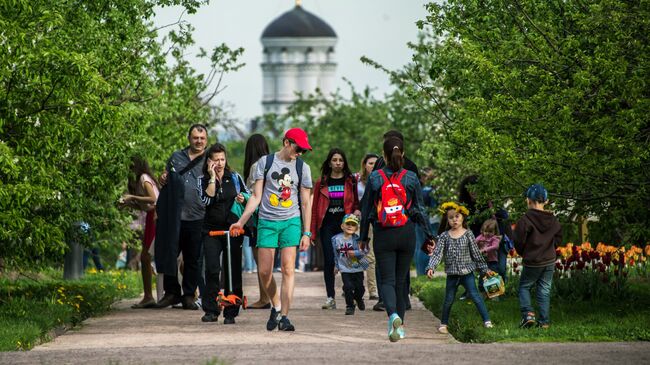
left=253, top=153, right=313, bottom=221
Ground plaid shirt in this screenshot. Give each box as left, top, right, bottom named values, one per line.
left=426, top=230, right=488, bottom=276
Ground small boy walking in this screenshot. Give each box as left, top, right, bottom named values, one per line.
left=513, top=184, right=562, bottom=329
left=332, top=214, right=368, bottom=315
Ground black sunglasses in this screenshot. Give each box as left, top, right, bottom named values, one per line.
left=290, top=141, right=308, bottom=154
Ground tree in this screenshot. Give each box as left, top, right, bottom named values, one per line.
left=284, top=85, right=435, bottom=178
left=377, top=0, right=649, bottom=243
left=0, top=0, right=242, bottom=267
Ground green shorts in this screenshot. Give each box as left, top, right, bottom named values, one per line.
left=257, top=217, right=302, bottom=249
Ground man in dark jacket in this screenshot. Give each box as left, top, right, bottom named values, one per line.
left=513, top=183, right=562, bottom=329
left=154, top=124, right=207, bottom=310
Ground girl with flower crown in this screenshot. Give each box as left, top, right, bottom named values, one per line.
left=426, top=202, right=494, bottom=333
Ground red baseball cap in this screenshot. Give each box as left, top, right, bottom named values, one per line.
left=284, top=128, right=312, bottom=151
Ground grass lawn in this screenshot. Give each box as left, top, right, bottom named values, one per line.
left=412, top=275, right=650, bottom=343
left=0, top=269, right=142, bottom=351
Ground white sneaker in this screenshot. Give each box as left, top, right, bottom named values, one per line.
left=484, top=321, right=493, bottom=328
left=438, top=325, right=449, bottom=334
left=321, top=297, right=336, bottom=309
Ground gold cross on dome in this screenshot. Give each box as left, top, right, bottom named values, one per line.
left=296, top=0, right=302, bottom=6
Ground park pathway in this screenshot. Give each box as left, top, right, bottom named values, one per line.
left=2, top=271, right=649, bottom=364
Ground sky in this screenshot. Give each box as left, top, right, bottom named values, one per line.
left=154, top=0, right=430, bottom=122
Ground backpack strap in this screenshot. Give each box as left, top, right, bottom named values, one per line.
left=178, top=153, right=204, bottom=176
left=296, top=158, right=304, bottom=229
left=262, top=153, right=274, bottom=190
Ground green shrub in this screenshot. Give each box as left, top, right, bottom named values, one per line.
left=0, top=270, right=141, bottom=351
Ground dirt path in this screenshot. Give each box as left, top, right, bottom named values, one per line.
left=2, top=272, right=649, bottom=364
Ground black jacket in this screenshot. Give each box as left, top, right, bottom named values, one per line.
left=513, top=209, right=562, bottom=267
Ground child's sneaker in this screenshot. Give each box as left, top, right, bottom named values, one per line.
left=345, top=306, right=355, bottom=315
left=438, top=325, right=449, bottom=334
left=519, top=312, right=536, bottom=328
left=484, top=321, right=493, bottom=328
left=278, top=316, right=295, bottom=331
left=321, top=297, right=336, bottom=309
left=266, top=307, right=281, bottom=331
left=387, top=313, right=402, bottom=342
left=537, top=321, right=550, bottom=329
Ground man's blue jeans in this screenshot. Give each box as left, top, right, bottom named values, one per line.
left=518, top=264, right=554, bottom=325
left=414, top=224, right=430, bottom=276
left=441, top=273, right=490, bottom=325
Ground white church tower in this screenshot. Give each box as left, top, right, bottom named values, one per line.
left=260, top=1, right=338, bottom=115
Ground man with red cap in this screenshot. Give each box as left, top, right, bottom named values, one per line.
left=230, top=128, right=313, bottom=331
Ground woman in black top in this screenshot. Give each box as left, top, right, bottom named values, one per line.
left=199, top=143, right=247, bottom=324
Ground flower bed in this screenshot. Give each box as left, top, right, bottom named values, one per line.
left=507, top=243, right=649, bottom=301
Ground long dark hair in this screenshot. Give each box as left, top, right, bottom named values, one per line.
left=383, top=137, right=404, bottom=171
left=202, top=143, right=231, bottom=176
left=243, top=134, right=269, bottom=183
left=320, top=148, right=352, bottom=182
left=458, top=175, right=479, bottom=212
left=128, top=155, right=156, bottom=194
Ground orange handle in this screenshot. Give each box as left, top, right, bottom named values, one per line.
left=209, top=228, right=245, bottom=236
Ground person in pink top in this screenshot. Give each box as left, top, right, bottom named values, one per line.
left=476, top=218, right=501, bottom=297
left=121, top=156, right=160, bottom=308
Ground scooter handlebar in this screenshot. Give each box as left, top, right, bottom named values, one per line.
left=208, top=228, right=245, bottom=237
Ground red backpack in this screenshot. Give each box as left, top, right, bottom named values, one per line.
left=376, top=169, right=411, bottom=227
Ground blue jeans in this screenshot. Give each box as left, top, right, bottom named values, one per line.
left=518, top=264, right=554, bottom=324
left=414, top=224, right=430, bottom=276
left=441, top=273, right=490, bottom=325
left=242, top=236, right=256, bottom=272
left=497, top=241, right=508, bottom=284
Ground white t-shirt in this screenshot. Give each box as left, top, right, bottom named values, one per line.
left=253, top=153, right=312, bottom=221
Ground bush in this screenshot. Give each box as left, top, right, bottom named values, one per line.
left=0, top=269, right=141, bottom=351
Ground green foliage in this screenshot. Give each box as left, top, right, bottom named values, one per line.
left=367, top=0, right=649, bottom=243
left=0, top=0, right=242, bottom=267
left=412, top=275, right=650, bottom=343
left=284, top=85, right=434, bottom=179
left=0, top=269, right=141, bottom=351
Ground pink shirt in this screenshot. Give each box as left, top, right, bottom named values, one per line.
left=476, top=234, right=501, bottom=262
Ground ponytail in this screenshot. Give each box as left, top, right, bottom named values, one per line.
left=383, top=137, right=404, bottom=171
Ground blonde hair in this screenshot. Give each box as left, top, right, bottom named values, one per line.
left=481, top=218, right=499, bottom=235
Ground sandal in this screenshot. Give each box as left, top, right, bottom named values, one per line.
left=248, top=301, right=271, bottom=309
left=131, top=299, right=157, bottom=309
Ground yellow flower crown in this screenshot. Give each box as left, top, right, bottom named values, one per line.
left=438, top=201, right=470, bottom=216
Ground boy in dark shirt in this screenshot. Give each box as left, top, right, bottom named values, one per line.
left=513, top=184, right=562, bottom=329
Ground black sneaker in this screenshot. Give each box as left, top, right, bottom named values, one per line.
left=278, top=316, right=295, bottom=331
left=356, top=298, right=366, bottom=311
left=266, top=308, right=281, bottom=331
left=373, top=301, right=385, bottom=312
left=519, top=312, right=536, bottom=328
left=345, top=306, right=355, bottom=315
left=224, top=316, right=236, bottom=325
left=201, top=313, right=219, bottom=322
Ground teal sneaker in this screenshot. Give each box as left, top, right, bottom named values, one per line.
left=388, top=313, right=402, bottom=342
left=397, top=326, right=405, bottom=339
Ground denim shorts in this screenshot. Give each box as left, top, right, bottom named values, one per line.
left=257, top=217, right=302, bottom=249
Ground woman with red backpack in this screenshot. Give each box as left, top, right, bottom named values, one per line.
left=359, top=137, right=435, bottom=342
